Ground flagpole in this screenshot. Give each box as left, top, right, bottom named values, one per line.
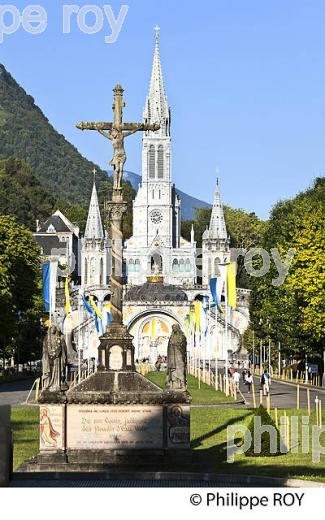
left=49, top=261, right=52, bottom=327
left=215, top=309, right=219, bottom=391
left=49, top=265, right=52, bottom=327
left=207, top=301, right=211, bottom=385
left=225, top=268, right=229, bottom=397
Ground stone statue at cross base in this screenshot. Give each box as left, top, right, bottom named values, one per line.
left=166, top=324, right=187, bottom=391
left=42, top=325, right=68, bottom=393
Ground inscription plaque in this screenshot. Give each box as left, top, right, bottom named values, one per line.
left=67, top=405, right=163, bottom=450
left=109, top=345, right=123, bottom=370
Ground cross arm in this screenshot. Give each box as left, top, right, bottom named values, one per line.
left=76, top=122, right=114, bottom=131
left=122, top=122, right=160, bottom=132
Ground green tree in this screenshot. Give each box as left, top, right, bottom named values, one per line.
left=181, top=206, right=265, bottom=287
left=249, top=177, right=325, bottom=360
left=0, top=157, right=56, bottom=229
left=55, top=199, right=88, bottom=233
left=0, top=216, right=41, bottom=362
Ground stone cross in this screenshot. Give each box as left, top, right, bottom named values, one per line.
left=76, top=85, right=160, bottom=326
left=77, top=84, right=159, bottom=192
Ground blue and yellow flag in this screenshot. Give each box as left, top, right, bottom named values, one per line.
left=103, top=302, right=111, bottom=328
left=65, top=276, right=71, bottom=315
left=189, top=311, right=195, bottom=335
left=89, top=295, right=103, bottom=320
left=151, top=318, right=156, bottom=338
left=185, top=314, right=191, bottom=335
left=194, top=301, right=201, bottom=332
left=210, top=277, right=223, bottom=314
left=82, top=294, right=93, bottom=315
left=227, top=262, right=237, bottom=310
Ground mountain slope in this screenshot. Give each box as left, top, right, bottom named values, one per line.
left=0, top=157, right=56, bottom=229
left=0, top=64, right=108, bottom=205
left=123, top=171, right=211, bottom=221
left=0, top=63, right=210, bottom=220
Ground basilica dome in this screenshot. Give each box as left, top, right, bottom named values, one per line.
left=124, top=282, right=188, bottom=303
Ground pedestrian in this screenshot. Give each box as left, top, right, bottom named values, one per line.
left=245, top=371, right=253, bottom=393
left=261, top=369, right=271, bottom=396
left=233, top=370, right=240, bottom=389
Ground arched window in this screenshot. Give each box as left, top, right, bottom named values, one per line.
left=185, top=258, right=191, bottom=272
left=158, top=145, right=164, bottom=179
left=99, top=257, right=104, bottom=285
left=135, top=259, right=140, bottom=272
left=148, top=145, right=155, bottom=179
left=128, top=259, right=134, bottom=272
left=90, top=257, right=95, bottom=284
left=172, top=259, right=179, bottom=272
left=179, top=258, right=185, bottom=272
left=84, top=258, right=88, bottom=284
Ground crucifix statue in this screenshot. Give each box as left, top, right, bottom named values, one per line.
left=76, top=85, right=160, bottom=372
left=77, top=84, right=159, bottom=191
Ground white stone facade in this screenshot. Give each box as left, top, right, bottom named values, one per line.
left=124, top=36, right=197, bottom=286
left=202, top=179, right=230, bottom=287
left=80, top=181, right=110, bottom=289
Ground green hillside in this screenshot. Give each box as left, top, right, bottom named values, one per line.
left=0, top=63, right=108, bottom=205
left=0, top=158, right=57, bottom=229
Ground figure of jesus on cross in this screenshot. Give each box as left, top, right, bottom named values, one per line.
left=76, top=84, right=159, bottom=191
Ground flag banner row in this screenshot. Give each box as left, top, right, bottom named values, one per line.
left=42, top=261, right=58, bottom=315
left=81, top=294, right=111, bottom=336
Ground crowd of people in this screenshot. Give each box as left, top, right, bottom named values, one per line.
left=227, top=366, right=271, bottom=395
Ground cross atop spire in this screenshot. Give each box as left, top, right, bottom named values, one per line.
left=143, top=29, right=170, bottom=134
left=84, top=178, right=104, bottom=240
left=153, top=24, right=160, bottom=41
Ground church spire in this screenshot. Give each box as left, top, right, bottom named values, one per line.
left=143, top=28, right=170, bottom=135
left=84, top=179, right=104, bottom=240
left=208, top=178, right=227, bottom=240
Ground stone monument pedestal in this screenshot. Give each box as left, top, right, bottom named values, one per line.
left=23, top=369, right=192, bottom=473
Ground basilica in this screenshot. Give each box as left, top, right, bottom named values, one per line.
left=34, top=35, right=249, bottom=365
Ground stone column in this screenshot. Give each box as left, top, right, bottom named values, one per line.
left=104, top=190, right=127, bottom=325
left=97, top=190, right=135, bottom=372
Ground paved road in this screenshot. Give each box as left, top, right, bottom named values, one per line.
left=0, top=378, right=36, bottom=406
left=239, top=375, right=325, bottom=410
left=1, top=374, right=325, bottom=411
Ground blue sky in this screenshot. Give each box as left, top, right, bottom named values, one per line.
left=1, top=0, right=325, bottom=218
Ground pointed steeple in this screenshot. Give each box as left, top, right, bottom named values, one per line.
left=143, top=28, right=170, bottom=136
left=208, top=178, right=227, bottom=240
left=84, top=180, right=104, bottom=240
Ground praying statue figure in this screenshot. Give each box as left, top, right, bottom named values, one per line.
left=166, top=324, right=187, bottom=391
left=152, top=262, right=161, bottom=275
left=42, top=325, right=68, bottom=393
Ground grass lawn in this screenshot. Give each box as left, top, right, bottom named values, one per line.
left=11, top=405, right=325, bottom=482
left=146, top=371, right=235, bottom=404
left=191, top=407, right=325, bottom=482
left=11, top=407, right=39, bottom=470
